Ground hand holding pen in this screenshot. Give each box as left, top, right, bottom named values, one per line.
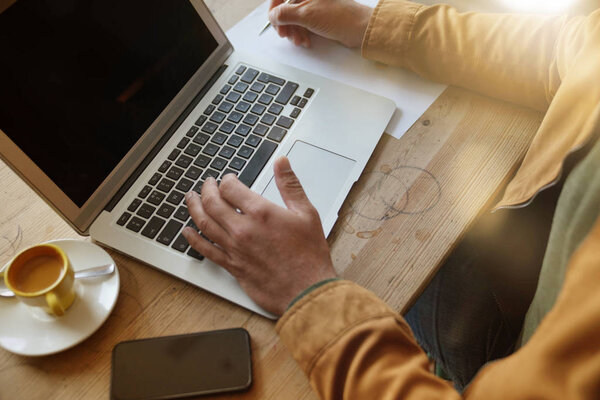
left=263, top=0, right=374, bottom=49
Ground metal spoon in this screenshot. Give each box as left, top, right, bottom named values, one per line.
left=0, top=263, right=115, bottom=298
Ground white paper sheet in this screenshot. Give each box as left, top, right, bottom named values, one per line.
left=226, top=0, right=447, bottom=139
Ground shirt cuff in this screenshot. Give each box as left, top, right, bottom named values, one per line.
left=286, top=277, right=340, bottom=311
left=276, top=280, right=398, bottom=375
left=362, top=0, right=423, bottom=68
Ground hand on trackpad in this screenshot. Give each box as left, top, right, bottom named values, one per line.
left=261, top=141, right=356, bottom=218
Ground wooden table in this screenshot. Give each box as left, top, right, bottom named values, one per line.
left=0, top=1, right=543, bottom=398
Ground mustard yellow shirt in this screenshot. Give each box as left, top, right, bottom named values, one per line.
left=276, top=1, right=600, bottom=398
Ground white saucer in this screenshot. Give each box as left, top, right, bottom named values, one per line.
left=0, top=239, right=119, bottom=356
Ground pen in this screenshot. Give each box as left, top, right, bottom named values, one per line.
left=259, top=0, right=297, bottom=35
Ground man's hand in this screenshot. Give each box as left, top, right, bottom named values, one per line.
left=269, top=0, right=373, bottom=48
left=182, top=157, right=337, bottom=316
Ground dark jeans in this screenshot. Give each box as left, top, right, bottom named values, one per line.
left=405, top=180, right=563, bottom=391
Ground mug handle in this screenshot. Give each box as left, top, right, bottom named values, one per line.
left=46, top=291, right=65, bottom=316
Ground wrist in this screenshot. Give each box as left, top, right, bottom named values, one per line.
left=347, top=4, right=373, bottom=48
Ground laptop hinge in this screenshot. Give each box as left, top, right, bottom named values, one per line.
left=104, top=64, right=228, bottom=212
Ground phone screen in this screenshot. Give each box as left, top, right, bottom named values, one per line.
left=111, top=328, right=252, bottom=400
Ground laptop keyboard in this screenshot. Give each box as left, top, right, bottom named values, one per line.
left=115, top=65, right=315, bottom=260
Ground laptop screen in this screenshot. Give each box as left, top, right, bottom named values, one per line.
left=0, top=0, right=218, bottom=207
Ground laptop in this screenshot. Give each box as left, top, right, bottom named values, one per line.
left=0, top=0, right=395, bottom=318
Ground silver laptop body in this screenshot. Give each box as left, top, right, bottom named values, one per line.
left=0, top=0, right=395, bottom=318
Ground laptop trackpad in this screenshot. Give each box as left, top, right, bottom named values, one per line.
left=261, top=141, right=356, bottom=218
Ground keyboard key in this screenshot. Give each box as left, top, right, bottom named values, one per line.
left=291, top=95, right=301, bottom=106
left=202, top=169, right=220, bottom=180
left=251, top=82, right=265, bottom=92
left=166, top=190, right=185, bottom=205
left=185, top=166, right=203, bottom=180
left=225, top=92, right=241, bottom=103
left=210, top=157, right=228, bottom=171
left=193, top=132, right=210, bottom=145
left=176, top=154, right=193, bottom=168
left=184, top=143, right=201, bottom=157
left=290, top=107, right=301, bottom=118
left=203, top=143, right=219, bottom=156
left=235, top=124, right=251, bottom=137
left=238, top=140, right=278, bottom=187
left=257, top=72, right=270, bottom=83
left=217, top=101, right=234, bottom=113
left=128, top=198, right=142, bottom=212
left=267, top=126, right=287, bottom=142
left=268, top=103, right=283, bottom=115
left=243, top=114, right=259, bottom=126
left=193, top=180, right=205, bottom=193
left=258, top=93, right=274, bottom=105
left=233, top=82, right=249, bottom=93
left=304, top=88, right=314, bottom=98
left=157, top=220, right=183, bottom=245
left=219, top=122, right=236, bottom=134
left=275, top=81, right=299, bottom=104
left=236, top=65, right=246, bottom=75
left=276, top=116, right=294, bottom=129
left=126, top=216, right=146, bottom=233
left=222, top=168, right=238, bottom=177
left=166, top=166, right=184, bottom=181
left=227, top=135, right=244, bottom=147
left=168, top=149, right=181, bottom=161
left=177, top=137, right=190, bottom=149
left=176, top=178, right=194, bottom=192
left=243, top=92, right=258, bottom=103
left=186, top=126, right=199, bottom=137
left=228, top=75, right=239, bottom=84
left=253, top=124, right=269, bottom=136
left=240, top=68, right=259, bottom=83
left=210, top=111, right=226, bottom=123
left=238, top=145, right=254, bottom=159
left=201, top=122, right=217, bottom=134
left=172, top=234, right=190, bottom=252
left=158, top=160, right=171, bottom=173
left=195, top=115, right=207, bottom=126
left=211, top=133, right=228, bottom=145
left=141, top=216, right=166, bottom=239
left=157, top=178, right=175, bottom=193
left=250, top=103, right=266, bottom=115
left=265, top=84, right=280, bottom=95
left=235, top=101, right=251, bottom=113
left=204, top=104, right=215, bottom=115
left=220, top=85, right=231, bottom=95
left=219, top=146, right=236, bottom=159
left=174, top=206, right=189, bottom=221
left=212, top=94, right=223, bottom=105
left=187, top=247, right=205, bottom=261
left=268, top=75, right=285, bottom=86
left=298, top=98, right=308, bottom=108
left=117, top=212, right=131, bottom=226
left=156, top=203, right=176, bottom=219
left=261, top=113, right=276, bottom=126
left=148, top=190, right=166, bottom=205
left=227, top=111, right=243, bottom=123
left=139, top=185, right=152, bottom=199
left=230, top=157, right=246, bottom=171
left=246, top=134, right=261, bottom=147
left=148, top=173, right=161, bottom=186
left=137, top=203, right=156, bottom=219
left=194, top=154, right=211, bottom=168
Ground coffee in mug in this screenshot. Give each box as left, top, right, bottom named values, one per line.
left=3, top=243, right=76, bottom=316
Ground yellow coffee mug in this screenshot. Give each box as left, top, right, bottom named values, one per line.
left=2, top=243, right=76, bottom=316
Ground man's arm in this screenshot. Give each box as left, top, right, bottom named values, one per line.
left=269, top=0, right=590, bottom=112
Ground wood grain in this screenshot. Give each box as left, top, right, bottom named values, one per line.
left=0, top=1, right=542, bottom=399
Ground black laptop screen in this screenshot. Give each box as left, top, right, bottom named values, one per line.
left=0, top=0, right=218, bottom=207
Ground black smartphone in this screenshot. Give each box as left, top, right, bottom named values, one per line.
left=110, top=328, right=252, bottom=400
